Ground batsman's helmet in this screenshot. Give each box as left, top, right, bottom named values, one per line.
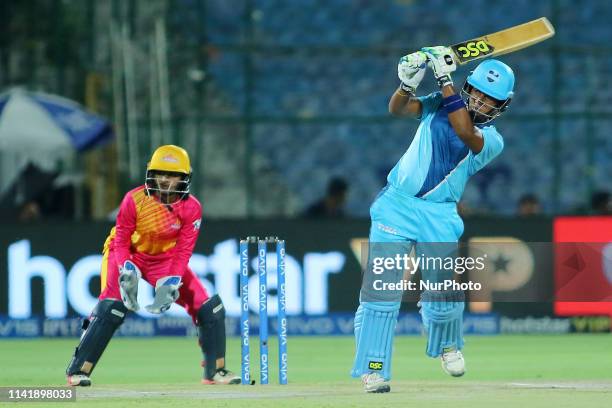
left=145, top=145, right=192, bottom=200
left=462, top=59, right=514, bottom=124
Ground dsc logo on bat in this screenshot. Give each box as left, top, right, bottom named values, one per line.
left=453, top=40, right=494, bottom=60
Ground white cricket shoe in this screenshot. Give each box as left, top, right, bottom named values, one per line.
left=441, top=349, right=465, bottom=377
left=67, top=373, right=91, bottom=386
left=361, top=372, right=390, bottom=393
left=201, top=368, right=241, bottom=385
left=119, top=262, right=141, bottom=311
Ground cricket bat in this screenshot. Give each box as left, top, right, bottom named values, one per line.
left=449, top=17, right=555, bottom=65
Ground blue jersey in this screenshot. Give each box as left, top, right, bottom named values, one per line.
left=386, top=92, right=504, bottom=203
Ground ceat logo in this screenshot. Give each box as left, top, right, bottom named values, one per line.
left=162, top=154, right=178, bottom=163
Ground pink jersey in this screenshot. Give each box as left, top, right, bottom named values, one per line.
left=103, top=185, right=202, bottom=277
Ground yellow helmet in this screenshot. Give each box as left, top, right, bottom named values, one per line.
left=145, top=145, right=192, bottom=201
left=147, top=145, right=191, bottom=174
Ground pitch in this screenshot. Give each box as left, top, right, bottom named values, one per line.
left=1, top=335, right=611, bottom=407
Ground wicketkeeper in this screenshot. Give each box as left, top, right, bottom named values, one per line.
left=352, top=47, right=515, bottom=392
left=66, top=145, right=240, bottom=386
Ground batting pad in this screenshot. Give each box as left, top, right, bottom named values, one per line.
left=351, top=302, right=399, bottom=381
left=419, top=290, right=465, bottom=357
left=353, top=304, right=363, bottom=345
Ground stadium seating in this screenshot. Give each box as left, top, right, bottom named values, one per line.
left=185, top=0, right=612, bottom=215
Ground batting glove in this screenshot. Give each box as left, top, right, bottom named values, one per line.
left=421, top=46, right=457, bottom=88
left=397, top=51, right=428, bottom=94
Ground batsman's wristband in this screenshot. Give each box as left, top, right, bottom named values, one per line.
left=443, top=94, right=465, bottom=114
left=398, top=82, right=415, bottom=96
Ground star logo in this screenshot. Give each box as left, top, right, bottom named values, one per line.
left=492, top=254, right=511, bottom=274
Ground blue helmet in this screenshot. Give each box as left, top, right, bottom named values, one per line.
left=466, top=59, right=515, bottom=101
left=462, top=59, right=515, bottom=124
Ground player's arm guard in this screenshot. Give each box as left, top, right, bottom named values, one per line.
left=397, top=51, right=427, bottom=95
left=196, top=295, right=227, bottom=380
left=421, top=46, right=457, bottom=88
left=145, top=276, right=182, bottom=314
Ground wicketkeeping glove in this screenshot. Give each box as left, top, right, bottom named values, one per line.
left=397, top=51, right=427, bottom=94
left=421, top=46, right=457, bottom=88
left=119, top=260, right=141, bottom=312
left=145, top=276, right=182, bottom=314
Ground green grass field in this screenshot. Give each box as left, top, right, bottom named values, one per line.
left=1, top=335, right=611, bottom=407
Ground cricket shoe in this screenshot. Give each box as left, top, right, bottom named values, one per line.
left=119, top=261, right=141, bottom=311
left=201, top=368, right=241, bottom=385
left=441, top=348, right=465, bottom=377
left=67, top=373, right=91, bottom=387
left=361, top=372, right=390, bottom=393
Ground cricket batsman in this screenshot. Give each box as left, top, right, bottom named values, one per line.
left=351, top=47, right=514, bottom=392
left=66, top=145, right=240, bottom=386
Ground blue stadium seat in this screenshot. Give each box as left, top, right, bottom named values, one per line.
left=196, top=0, right=612, bottom=215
